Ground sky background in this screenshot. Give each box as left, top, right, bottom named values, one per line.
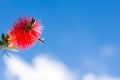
left=0, top=0, right=120, bottom=80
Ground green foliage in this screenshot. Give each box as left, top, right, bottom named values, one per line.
left=2, top=33, right=6, bottom=45
left=3, top=49, right=11, bottom=58
left=0, top=33, right=9, bottom=47
left=0, top=41, right=4, bottom=45
left=31, top=17, right=35, bottom=25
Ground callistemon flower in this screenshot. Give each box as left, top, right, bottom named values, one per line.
left=8, top=17, right=43, bottom=50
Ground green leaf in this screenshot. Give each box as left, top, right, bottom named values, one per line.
left=3, top=50, right=11, bottom=58
left=31, top=17, right=35, bottom=25
left=2, top=33, right=5, bottom=41
left=0, top=41, right=4, bottom=45
left=6, top=34, right=9, bottom=44
left=6, top=34, right=10, bottom=39
left=2, top=33, right=6, bottom=44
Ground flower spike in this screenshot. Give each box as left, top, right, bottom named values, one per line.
left=8, top=16, right=43, bottom=50
left=0, top=16, right=44, bottom=57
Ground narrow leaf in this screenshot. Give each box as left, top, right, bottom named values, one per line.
left=0, top=41, right=3, bottom=45
left=3, top=50, right=11, bottom=58
left=2, top=33, right=5, bottom=41
left=2, top=33, right=6, bottom=44
left=6, top=34, right=9, bottom=44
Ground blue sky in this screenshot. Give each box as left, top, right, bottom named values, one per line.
left=0, top=0, right=120, bottom=80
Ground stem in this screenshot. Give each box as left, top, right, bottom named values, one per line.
left=38, top=39, right=44, bottom=43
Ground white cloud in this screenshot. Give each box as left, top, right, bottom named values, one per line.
left=82, top=73, right=96, bottom=80
left=4, top=54, right=77, bottom=80
left=83, top=58, right=107, bottom=73
left=100, top=45, right=116, bottom=56
left=82, top=73, right=120, bottom=80
left=82, top=57, right=120, bottom=80
left=4, top=54, right=120, bottom=80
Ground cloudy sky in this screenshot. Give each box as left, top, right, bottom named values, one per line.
left=0, top=0, right=120, bottom=80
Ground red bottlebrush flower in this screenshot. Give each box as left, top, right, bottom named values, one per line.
left=8, top=17, right=43, bottom=50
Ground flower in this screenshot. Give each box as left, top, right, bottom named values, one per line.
left=8, top=17, right=43, bottom=50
